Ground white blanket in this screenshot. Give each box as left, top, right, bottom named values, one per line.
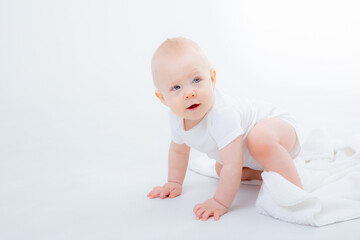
left=189, top=128, right=360, bottom=226
left=257, top=128, right=360, bottom=226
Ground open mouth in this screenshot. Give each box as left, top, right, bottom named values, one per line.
left=187, top=104, right=200, bottom=110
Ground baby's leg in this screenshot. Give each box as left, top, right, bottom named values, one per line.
left=246, top=118, right=303, bottom=189
left=215, top=162, right=262, bottom=181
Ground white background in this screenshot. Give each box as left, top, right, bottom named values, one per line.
left=1, top=1, right=360, bottom=239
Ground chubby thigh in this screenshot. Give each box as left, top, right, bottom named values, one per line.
left=245, top=118, right=298, bottom=169
left=238, top=117, right=300, bottom=170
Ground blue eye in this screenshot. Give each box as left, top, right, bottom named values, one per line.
left=172, top=85, right=180, bottom=91
left=193, top=78, right=200, bottom=83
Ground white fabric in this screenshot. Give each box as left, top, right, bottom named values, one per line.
left=256, top=128, right=360, bottom=226
left=169, top=88, right=300, bottom=170
left=189, top=128, right=360, bottom=226
left=300, top=128, right=335, bottom=162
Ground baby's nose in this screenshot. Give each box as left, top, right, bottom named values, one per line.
left=185, top=91, right=196, bottom=99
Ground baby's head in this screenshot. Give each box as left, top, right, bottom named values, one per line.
left=151, top=37, right=216, bottom=121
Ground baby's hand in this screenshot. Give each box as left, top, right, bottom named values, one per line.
left=147, top=182, right=182, bottom=199
left=193, top=198, right=228, bottom=221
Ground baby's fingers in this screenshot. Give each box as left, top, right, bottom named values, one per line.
left=214, top=211, right=221, bottom=221
left=169, top=187, right=181, bottom=198
left=193, top=203, right=202, bottom=213
left=201, top=209, right=213, bottom=221
left=159, top=186, right=170, bottom=199
left=147, top=186, right=162, bottom=199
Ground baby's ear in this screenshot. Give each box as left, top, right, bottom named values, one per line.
left=155, top=90, right=168, bottom=106
left=210, top=69, right=216, bottom=88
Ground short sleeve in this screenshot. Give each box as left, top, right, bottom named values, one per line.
left=209, top=108, right=244, bottom=150
left=170, top=128, right=185, bottom=144
left=168, top=111, right=185, bottom=145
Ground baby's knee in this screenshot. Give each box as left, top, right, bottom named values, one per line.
left=246, top=131, right=277, bottom=160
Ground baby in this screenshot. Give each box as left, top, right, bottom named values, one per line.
left=147, top=37, right=303, bottom=221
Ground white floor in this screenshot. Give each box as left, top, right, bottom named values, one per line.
left=2, top=160, right=360, bottom=240
left=1, top=91, right=360, bottom=240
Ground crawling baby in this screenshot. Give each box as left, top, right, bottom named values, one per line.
left=147, top=37, right=303, bottom=221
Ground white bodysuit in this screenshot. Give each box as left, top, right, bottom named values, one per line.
left=169, top=88, right=301, bottom=170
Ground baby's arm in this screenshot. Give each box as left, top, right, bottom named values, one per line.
left=214, top=136, right=243, bottom=207
left=193, top=135, right=243, bottom=221
left=147, top=141, right=190, bottom=199
left=167, top=141, right=191, bottom=185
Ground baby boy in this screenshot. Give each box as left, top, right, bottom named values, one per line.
left=147, top=37, right=303, bottom=221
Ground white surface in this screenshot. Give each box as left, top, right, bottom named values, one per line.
left=189, top=129, right=360, bottom=227
left=1, top=0, right=360, bottom=239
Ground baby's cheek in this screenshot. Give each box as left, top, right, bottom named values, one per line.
left=170, top=104, right=185, bottom=116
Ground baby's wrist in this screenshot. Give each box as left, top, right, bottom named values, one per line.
left=168, top=180, right=182, bottom=185
left=213, top=197, right=229, bottom=209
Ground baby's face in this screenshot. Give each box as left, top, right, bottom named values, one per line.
left=153, top=49, right=216, bottom=122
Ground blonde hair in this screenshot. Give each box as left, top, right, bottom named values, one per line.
left=151, top=37, right=213, bottom=86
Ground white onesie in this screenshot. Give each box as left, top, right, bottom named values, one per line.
left=169, top=88, right=301, bottom=170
